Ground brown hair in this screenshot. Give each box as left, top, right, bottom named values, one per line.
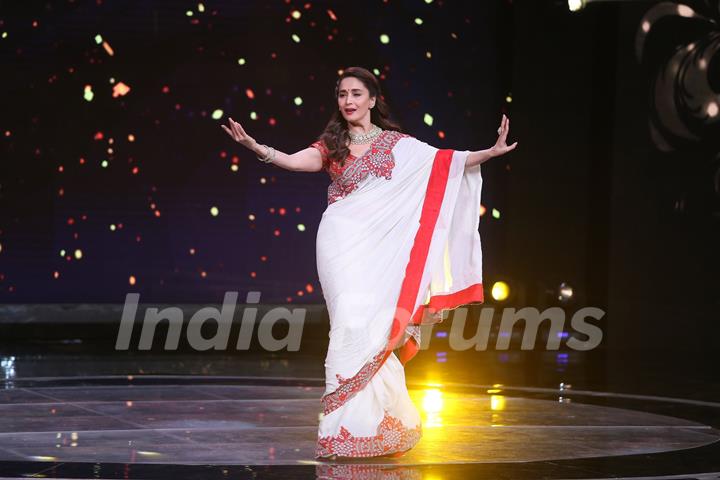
left=317, top=67, right=403, bottom=168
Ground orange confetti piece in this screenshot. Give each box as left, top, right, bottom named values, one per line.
left=112, top=81, right=130, bottom=98
left=102, top=41, right=114, bottom=56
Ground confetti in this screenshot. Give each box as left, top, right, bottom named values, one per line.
left=112, top=81, right=130, bottom=98
left=1, top=1, right=499, bottom=306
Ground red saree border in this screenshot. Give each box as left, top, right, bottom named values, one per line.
left=389, top=148, right=454, bottom=364
left=315, top=409, right=422, bottom=458
left=410, top=282, right=485, bottom=324
left=320, top=148, right=479, bottom=414
left=399, top=282, right=485, bottom=364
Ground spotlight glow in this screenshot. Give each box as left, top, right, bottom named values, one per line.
left=491, top=281, right=509, bottom=301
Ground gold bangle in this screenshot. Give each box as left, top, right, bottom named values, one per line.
left=256, top=144, right=274, bottom=163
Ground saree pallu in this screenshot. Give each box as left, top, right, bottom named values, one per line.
left=311, top=130, right=484, bottom=458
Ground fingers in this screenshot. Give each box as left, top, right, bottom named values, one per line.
left=229, top=116, right=249, bottom=140
left=501, top=142, right=518, bottom=153
left=494, top=114, right=519, bottom=156
left=221, top=124, right=237, bottom=141
left=235, top=121, right=247, bottom=137
left=229, top=117, right=240, bottom=138
left=500, top=117, right=509, bottom=143
left=498, top=114, right=509, bottom=136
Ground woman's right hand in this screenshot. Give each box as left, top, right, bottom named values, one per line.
left=221, top=117, right=257, bottom=150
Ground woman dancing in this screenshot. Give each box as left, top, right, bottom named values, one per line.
left=221, top=66, right=517, bottom=459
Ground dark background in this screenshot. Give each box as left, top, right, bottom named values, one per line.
left=1, top=0, right=719, bottom=363
left=0, top=0, right=507, bottom=305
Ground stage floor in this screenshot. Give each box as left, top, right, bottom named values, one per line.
left=0, top=354, right=719, bottom=479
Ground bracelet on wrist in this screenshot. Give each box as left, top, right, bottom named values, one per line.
left=255, top=144, right=275, bottom=164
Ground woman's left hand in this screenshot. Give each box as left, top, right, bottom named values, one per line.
left=489, top=114, right=518, bottom=158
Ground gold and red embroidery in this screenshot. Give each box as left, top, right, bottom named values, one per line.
left=320, top=349, right=389, bottom=415
left=309, top=139, right=331, bottom=170
left=315, top=410, right=422, bottom=458
left=309, top=130, right=409, bottom=204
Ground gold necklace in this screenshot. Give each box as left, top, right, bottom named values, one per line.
left=348, top=124, right=383, bottom=144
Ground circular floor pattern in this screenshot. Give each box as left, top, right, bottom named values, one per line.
left=0, top=376, right=717, bottom=466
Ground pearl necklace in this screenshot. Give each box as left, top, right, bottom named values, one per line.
left=348, top=124, right=383, bottom=144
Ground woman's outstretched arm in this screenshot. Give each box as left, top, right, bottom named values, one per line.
left=221, top=117, right=324, bottom=172
left=465, top=114, right=518, bottom=168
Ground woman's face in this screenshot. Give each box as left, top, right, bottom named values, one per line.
left=337, top=76, right=375, bottom=123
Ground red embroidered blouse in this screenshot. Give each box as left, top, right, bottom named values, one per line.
left=310, top=130, right=409, bottom=204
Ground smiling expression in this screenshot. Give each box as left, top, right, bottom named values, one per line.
left=337, top=76, right=376, bottom=122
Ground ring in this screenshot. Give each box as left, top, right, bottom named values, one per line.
left=497, top=128, right=502, bottom=135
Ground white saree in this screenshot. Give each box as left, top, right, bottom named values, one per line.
left=309, top=129, right=484, bottom=458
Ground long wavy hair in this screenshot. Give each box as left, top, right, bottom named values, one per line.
left=318, top=67, right=403, bottom=168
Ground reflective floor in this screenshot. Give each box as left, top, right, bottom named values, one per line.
left=0, top=378, right=718, bottom=465
left=0, top=303, right=719, bottom=478
left=0, top=359, right=719, bottom=478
